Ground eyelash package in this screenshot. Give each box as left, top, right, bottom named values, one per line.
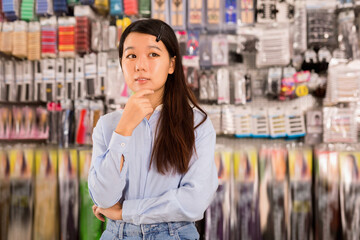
left=84, top=53, right=97, bottom=97
left=75, top=56, right=85, bottom=100
left=233, top=69, right=246, bottom=105
left=34, top=60, right=43, bottom=102
left=22, top=61, right=34, bottom=102
left=251, top=107, right=269, bottom=138
left=65, top=58, right=75, bottom=100
left=205, top=0, right=221, bottom=32
left=268, top=106, right=287, bottom=138
left=101, top=20, right=110, bottom=51
left=58, top=17, right=76, bottom=59
left=256, top=0, right=276, bottom=23
left=96, top=52, right=107, bottom=96
left=259, top=145, right=289, bottom=240
left=42, top=59, right=56, bottom=102
left=8, top=148, right=34, bottom=240
left=314, top=147, right=341, bottom=240
left=187, top=0, right=205, bottom=29
left=33, top=148, right=59, bottom=240
left=170, top=0, right=186, bottom=31
left=58, top=148, right=79, bottom=240
left=217, top=68, right=230, bottom=104
left=12, top=21, right=28, bottom=59
left=288, top=146, right=313, bottom=240
left=339, top=150, right=360, bottom=240
left=56, top=58, right=65, bottom=101
left=41, top=17, right=57, bottom=59
left=108, top=25, right=117, bottom=50
left=305, top=110, right=323, bottom=145
left=256, top=24, right=291, bottom=68
left=28, top=21, right=41, bottom=61
left=234, top=105, right=252, bottom=138
left=212, top=35, right=229, bottom=66
left=15, top=61, right=24, bottom=102
left=4, top=60, right=15, bottom=102
left=323, top=107, right=358, bottom=144
left=151, top=0, right=170, bottom=23
left=286, top=106, right=306, bottom=139
left=199, top=34, right=212, bottom=68
left=233, top=147, right=261, bottom=239
left=239, top=0, right=255, bottom=25
left=266, top=67, right=282, bottom=98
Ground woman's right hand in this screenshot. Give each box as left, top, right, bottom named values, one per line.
left=115, top=89, right=154, bottom=136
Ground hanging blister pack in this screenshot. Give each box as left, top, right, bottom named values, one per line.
left=338, top=10, right=360, bottom=60
left=207, top=71, right=218, bottom=102
left=279, top=67, right=296, bottom=101
left=217, top=68, right=230, bottom=104
left=288, top=146, right=313, bottom=240
left=1, top=22, right=13, bottom=55
left=139, top=0, right=151, bottom=17
left=123, top=0, right=138, bottom=16
left=28, top=21, right=41, bottom=60
left=3, top=0, right=20, bottom=21
left=223, top=0, right=239, bottom=32
left=0, top=149, right=10, bottom=240
left=151, top=0, right=170, bottom=23
left=199, top=34, right=212, bottom=68
left=339, top=151, right=360, bottom=240
left=187, top=0, right=204, bottom=29
left=107, top=54, right=127, bottom=104
left=58, top=149, right=79, bottom=240
left=268, top=106, right=287, bottom=138
left=202, top=104, right=221, bottom=134
left=221, top=105, right=235, bottom=135
left=276, top=0, right=295, bottom=23
left=259, top=146, right=289, bottom=240
left=251, top=107, right=269, bottom=138
left=84, top=53, right=97, bottom=97
left=101, top=20, right=110, bottom=52
left=315, top=148, right=341, bottom=240
left=22, top=61, right=33, bottom=102
left=97, top=52, right=107, bottom=96
left=56, top=58, right=65, bottom=101
left=184, top=66, right=198, bottom=90
left=199, top=71, right=209, bottom=101
left=33, top=148, right=59, bottom=240
left=58, top=17, right=76, bottom=59
left=15, top=61, right=24, bottom=102
left=34, top=60, right=43, bottom=102
left=233, top=68, right=249, bottom=105
left=36, top=0, right=53, bottom=15
left=0, top=59, right=4, bottom=101
left=108, top=26, right=117, bottom=50
left=12, top=106, right=25, bottom=138
left=293, top=0, right=307, bottom=53
left=286, top=106, right=306, bottom=138
left=109, top=0, right=123, bottom=16
left=205, top=0, right=221, bottom=32
left=212, top=35, right=229, bottom=66
left=4, top=60, right=15, bottom=102
left=323, top=107, right=358, bottom=143
left=267, top=67, right=282, bottom=98
left=8, top=148, right=34, bottom=240
left=256, top=25, right=291, bottom=68
left=170, top=0, right=186, bottom=31
left=234, top=106, right=252, bottom=138
left=233, top=147, right=261, bottom=240
left=13, top=21, right=28, bottom=58
left=42, top=59, right=56, bottom=102
left=41, top=17, right=58, bottom=59
left=305, top=110, right=322, bottom=145
left=256, top=0, right=276, bottom=23
left=91, top=20, right=101, bottom=53
left=75, top=57, right=85, bottom=100
left=65, top=58, right=75, bottom=100
left=239, top=0, right=255, bottom=25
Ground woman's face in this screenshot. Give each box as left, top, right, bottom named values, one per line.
left=121, top=32, right=175, bottom=95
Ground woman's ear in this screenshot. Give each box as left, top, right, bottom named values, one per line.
left=168, top=56, right=176, bottom=74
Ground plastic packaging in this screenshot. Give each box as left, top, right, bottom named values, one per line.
left=41, top=17, right=58, bottom=59
left=0, top=148, right=10, bottom=240
left=221, top=105, right=235, bottom=135
left=151, top=0, right=170, bottom=23
left=187, top=0, right=204, bottom=29
left=217, top=68, right=230, bottom=104
left=268, top=106, right=287, bottom=138
left=205, top=0, right=221, bottom=32
left=251, top=107, right=269, bottom=138
left=234, top=105, right=252, bottom=137
left=12, top=21, right=28, bottom=58
left=170, top=0, right=186, bottom=30
left=28, top=21, right=41, bottom=60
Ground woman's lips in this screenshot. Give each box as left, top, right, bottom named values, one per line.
left=135, top=78, right=150, bottom=84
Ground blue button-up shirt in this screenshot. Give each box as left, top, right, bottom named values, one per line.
left=88, top=106, right=218, bottom=225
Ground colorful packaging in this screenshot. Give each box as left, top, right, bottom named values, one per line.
left=0, top=149, right=10, bottom=240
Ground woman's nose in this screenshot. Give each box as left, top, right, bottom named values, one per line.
left=135, top=56, right=148, bottom=72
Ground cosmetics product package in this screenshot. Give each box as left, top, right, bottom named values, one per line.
left=0, top=149, right=10, bottom=240
left=314, top=148, right=341, bottom=240
left=4, top=60, right=15, bottom=102
left=22, top=61, right=34, bottom=102
left=33, top=148, right=59, bottom=240
left=170, top=0, right=186, bottom=30
left=187, top=0, right=205, bottom=29
left=8, top=148, right=34, bottom=240
left=75, top=57, right=85, bottom=100
left=58, top=149, right=79, bottom=240
left=151, top=0, right=170, bottom=23
left=234, top=106, right=252, bottom=138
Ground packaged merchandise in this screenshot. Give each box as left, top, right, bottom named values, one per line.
left=0, top=149, right=10, bottom=240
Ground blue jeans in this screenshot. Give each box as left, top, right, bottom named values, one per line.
left=100, top=219, right=199, bottom=240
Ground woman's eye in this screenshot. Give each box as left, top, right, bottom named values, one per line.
left=149, top=53, right=159, bottom=57
left=126, top=54, right=136, bottom=59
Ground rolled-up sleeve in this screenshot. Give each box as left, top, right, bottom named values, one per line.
left=121, top=125, right=218, bottom=224
left=88, top=116, right=131, bottom=208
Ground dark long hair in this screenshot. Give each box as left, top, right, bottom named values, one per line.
left=119, top=19, right=207, bottom=175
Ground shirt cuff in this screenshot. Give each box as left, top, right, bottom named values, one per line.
left=122, top=199, right=141, bottom=224
left=108, top=131, right=131, bottom=154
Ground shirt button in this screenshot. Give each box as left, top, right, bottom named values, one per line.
left=121, top=143, right=125, bottom=147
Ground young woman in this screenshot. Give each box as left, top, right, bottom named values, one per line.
left=88, top=19, right=218, bottom=240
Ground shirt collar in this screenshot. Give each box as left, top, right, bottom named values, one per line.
left=154, top=104, right=163, bottom=112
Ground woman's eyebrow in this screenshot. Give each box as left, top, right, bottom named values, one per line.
left=148, top=45, right=162, bottom=51
left=124, top=46, right=134, bottom=51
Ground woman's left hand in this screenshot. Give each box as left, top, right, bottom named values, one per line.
left=92, top=202, right=123, bottom=222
